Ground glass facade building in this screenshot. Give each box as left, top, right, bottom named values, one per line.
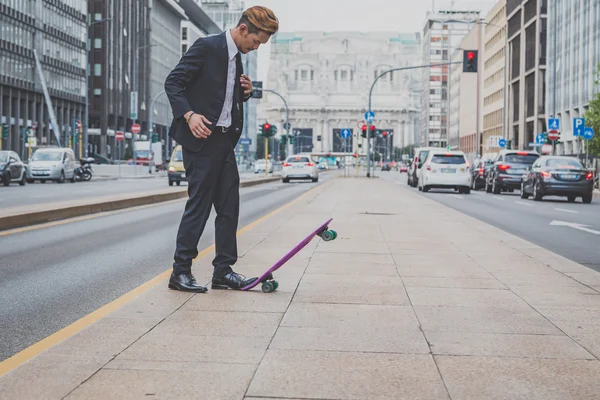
left=0, top=0, right=87, bottom=158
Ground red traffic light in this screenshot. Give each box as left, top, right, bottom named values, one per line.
left=382, top=131, right=388, bottom=137
left=361, top=125, right=367, bottom=131
left=370, top=125, right=375, bottom=131
left=264, top=123, right=270, bottom=129
left=467, top=51, right=475, bottom=60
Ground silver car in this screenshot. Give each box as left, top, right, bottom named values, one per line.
left=27, top=147, right=77, bottom=183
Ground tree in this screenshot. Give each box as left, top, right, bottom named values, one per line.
left=584, top=63, right=600, bottom=157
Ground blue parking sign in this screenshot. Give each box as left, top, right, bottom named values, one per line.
left=574, top=118, right=585, bottom=137
left=498, top=138, right=507, bottom=148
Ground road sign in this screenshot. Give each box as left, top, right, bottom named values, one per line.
left=131, top=123, right=141, bottom=134
left=498, top=138, right=507, bottom=148
left=365, top=111, right=375, bottom=122
left=548, top=118, right=560, bottom=130
left=283, top=121, right=291, bottom=130
left=130, top=91, right=138, bottom=120
left=116, top=131, right=124, bottom=141
left=541, top=144, right=553, bottom=154
left=535, top=133, right=544, bottom=144
left=251, top=81, right=263, bottom=99
left=574, top=118, right=585, bottom=137
left=239, top=138, right=252, bottom=145
left=548, top=130, right=560, bottom=141
left=340, top=128, right=351, bottom=139
left=584, top=127, right=595, bottom=140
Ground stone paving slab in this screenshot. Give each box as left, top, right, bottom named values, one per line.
left=2, top=176, right=600, bottom=399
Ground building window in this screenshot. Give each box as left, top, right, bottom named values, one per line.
left=94, top=64, right=101, bottom=76
left=94, top=38, right=102, bottom=49
left=94, top=13, right=102, bottom=21
left=182, top=44, right=187, bottom=55
left=182, top=27, right=188, bottom=41
left=94, top=88, right=101, bottom=95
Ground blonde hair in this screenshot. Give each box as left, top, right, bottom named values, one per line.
left=238, top=6, right=279, bottom=35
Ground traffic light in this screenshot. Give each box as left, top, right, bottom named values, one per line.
left=370, top=125, right=376, bottom=138
left=506, top=139, right=512, bottom=150
left=152, top=132, right=159, bottom=143
left=2, top=124, right=9, bottom=140
left=463, top=50, right=478, bottom=73
left=361, top=125, right=367, bottom=138
left=382, top=131, right=388, bottom=138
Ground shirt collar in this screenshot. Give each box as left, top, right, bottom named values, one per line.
left=225, top=30, right=239, bottom=61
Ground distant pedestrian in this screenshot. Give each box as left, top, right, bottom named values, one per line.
left=164, top=6, right=279, bottom=293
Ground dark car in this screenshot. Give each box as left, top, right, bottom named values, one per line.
left=486, top=150, right=540, bottom=194
left=381, top=164, right=391, bottom=171
left=520, top=156, right=594, bottom=203
left=469, top=158, right=493, bottom=190
left=0, top=150, right=27, bottom=186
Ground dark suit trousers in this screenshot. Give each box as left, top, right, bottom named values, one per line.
left=172, top=127, right=240, bottom=278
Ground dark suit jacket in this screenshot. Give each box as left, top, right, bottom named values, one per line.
left=164, top=32, right=251, bottom=152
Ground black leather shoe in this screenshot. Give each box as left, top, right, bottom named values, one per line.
left=168, top=272, right=208, bottom=293
left=212, top=271, right=258, bottom=290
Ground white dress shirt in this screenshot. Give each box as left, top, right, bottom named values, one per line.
left=216, top=30, right=239, bottom=128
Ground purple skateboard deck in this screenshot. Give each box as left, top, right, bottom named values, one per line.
left=240, top=218, right=334, bottom=292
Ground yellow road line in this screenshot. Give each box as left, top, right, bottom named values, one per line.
left=0, top=182, right=324, bottom=378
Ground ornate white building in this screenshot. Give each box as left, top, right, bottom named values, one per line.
left=258, top=31, right=422, bottom=157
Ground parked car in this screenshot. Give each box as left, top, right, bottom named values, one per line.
left=418, top=150, right=471, bottom=194
left=381, top=163, right=391, bottom=171
left=281, top=154, right=318, bottom=183
left=0, top=150, right=27, bottom=186
left=408, top=147, right=438, bottom=188
left=254, top=159, right=273, bottom=174
left=399, top=164, right=408, bottom=173
left=485, top=150, right=540, bottom=194
left=520, top=156, right=594, bottom=203
left=27, top=147, right=77, bottom=183
left=167, top=145, right=186, bottom=186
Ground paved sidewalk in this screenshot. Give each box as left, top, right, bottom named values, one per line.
left=2, top=177, right=600, bottom=399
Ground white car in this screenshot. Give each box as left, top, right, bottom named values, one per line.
left=418, top=150, right=471, bottom=194
left=281, top=155, right=318, bottom=183
left=254, top=159, right=273, bottom=174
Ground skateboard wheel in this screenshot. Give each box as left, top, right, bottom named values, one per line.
left=272, top=280, right=279, bottom=290
left=330, top=230, right=337, bottom=240
left=262, top=281, right=275, bottom=293
left=320, top=230, right=334, bottom=241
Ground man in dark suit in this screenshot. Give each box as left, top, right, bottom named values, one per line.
left=164, top=6, right=279, bottom=293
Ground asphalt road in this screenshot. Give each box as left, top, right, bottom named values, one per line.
left=0, top=170, right=278, bottom=210
left=0, top=173, right=336, bottom=362
left=383, top=171, right=600, bottom=272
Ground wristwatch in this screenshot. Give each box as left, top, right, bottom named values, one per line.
left=185, top=112, right=195, bottom=124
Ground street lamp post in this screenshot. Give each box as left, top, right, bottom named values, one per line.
left=367, top=61, right=462, bottom=177
left=148, top=90, right=166, bottom=174
left=85, top=17, right=112, bottom=158
left=254, top=88, right=290, bottom=157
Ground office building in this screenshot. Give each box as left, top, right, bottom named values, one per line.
left=482, top=0, right=507, bottom=159
left=0, top=0, right=87, bottom=158
left=505, top=0, right=547, bottom=150
left=259, top=31, right=421, bottom=157
left=420, top=9, right=480, bottom=148
left=87, top=0, right=219, bottom=158
left=546, top=0, right=600, bottom=155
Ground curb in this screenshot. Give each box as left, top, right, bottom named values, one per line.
left=0, top=177, right=281, bottom=232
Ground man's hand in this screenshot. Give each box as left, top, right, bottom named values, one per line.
left=241, top=74, right=252, bottom=97
left=185, top=111, right=212, bottom=139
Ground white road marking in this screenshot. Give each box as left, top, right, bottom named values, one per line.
left=32, top=194, right=54, bottom=198
left=473, top=191, right=484, bottom=195
left=555, top=208, right=578, bottom=214
left=493, top=196, right=505, bottom=201
left=449, top=194, right=464, bottom=199
left=550, top=220, right=600, bottom=235
left=515, top=201, right=532, bottom=206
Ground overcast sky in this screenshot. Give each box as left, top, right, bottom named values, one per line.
left=244, top=0, right=496, bottom=81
